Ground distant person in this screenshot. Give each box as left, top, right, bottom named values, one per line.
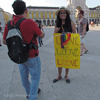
left=91, top=21, right=94, bottom=27
left=3, top=0, right=44, bottom=100
left=0, top=22, right=2, bottom=46
left=78, top=10, right=88, bottom=56
left=93, top=21, right=95, bottom=27
left=35, top=20, right=44, bottom=47
left=76, top=21, right=79, bottom=33
left=53, top=7, right=76, bottom=84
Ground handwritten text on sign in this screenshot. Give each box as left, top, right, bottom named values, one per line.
left=53, top=33, right=80, bottom=69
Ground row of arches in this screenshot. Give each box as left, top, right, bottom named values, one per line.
left=35, top=18, right=100, bottom=26
left=89, top=19, right=100, bottom=24
left=35, top=19, right=56, bottom=26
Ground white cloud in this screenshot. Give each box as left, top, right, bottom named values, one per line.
left=0, top=0, right=100, bottom=14
left=0, top=0, right=56, bottom=14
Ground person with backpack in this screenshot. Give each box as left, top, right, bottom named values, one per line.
left=78, top=10, right=88, bottom=56
left=0, top=22, right=2, bottom=46
left=3, top=0, right=44, bottom=100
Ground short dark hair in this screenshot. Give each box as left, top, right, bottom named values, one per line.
left=80, top=10, right=84, bottom=16
left=35, top=20, right=39, bottom=23
left=12, top=0, right=26, bottom=15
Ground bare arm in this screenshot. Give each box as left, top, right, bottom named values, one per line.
left=54, top=26, right=61, bottom=33
left=3, top=39, right=6, bottom=45
left=41, top=25, right=44, bottom=33
left=38, top=33, right=45, bottom=38
left=83, top=24, right=86, bottom=35
left=81, top=18, right=87, bottom=38
left=71, top=21, right=76, bottom=33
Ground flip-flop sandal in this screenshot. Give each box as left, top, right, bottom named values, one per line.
left=65, top=76, right=70, bottom=84
left=84, top=50, right=88, bottom=54
left=66, top=79, right=70, bottom=83
left=53, top=76, right=62, bottom=83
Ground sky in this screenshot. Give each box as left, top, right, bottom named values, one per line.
left=0, top=0, right=100, bottom=14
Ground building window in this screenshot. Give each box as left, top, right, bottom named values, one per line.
left=47, top=12, right=49, bottom=19
left=51, top=12, right=53, bottom=19
left=38, top=12, right=41, bottom=19
left=34, top=12, right=36, bottom=19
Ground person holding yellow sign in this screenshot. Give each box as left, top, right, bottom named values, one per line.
left=53, top=7, right=76, bottom=83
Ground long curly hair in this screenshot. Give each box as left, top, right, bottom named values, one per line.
left=56, top=10, right=72, bottom=32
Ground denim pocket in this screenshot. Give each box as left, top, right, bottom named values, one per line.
left=27, top=57, right=40, bottom=67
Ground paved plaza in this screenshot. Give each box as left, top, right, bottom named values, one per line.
left=0, top=25, right=100, bottom=100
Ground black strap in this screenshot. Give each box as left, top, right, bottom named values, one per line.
left=12, top=18, right=28, bottom=44
left=15, top=18, right=26, bottom=30
left=7, top=21, right=14, bottom=30
left=29, top=35, right=35, bottom=44
left=7, top=18, right=35, bottom=44
left=14, top=18, right=35, bottom=44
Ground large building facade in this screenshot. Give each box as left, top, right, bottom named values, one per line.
left=27, top=6, right=100, bottom=25
left=27, top=6, right=59, bottom=26
left=89, top=6, right=100, bottom=24
left=0, top=8, right=12, bottom=31
left=27, top=0, right=100, bottom=25
left=0, top=0, right=100, bottom=29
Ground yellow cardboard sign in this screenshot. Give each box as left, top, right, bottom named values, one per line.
left=53, top=33, right=80, bottom=69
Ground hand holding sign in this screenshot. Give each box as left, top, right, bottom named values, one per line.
left=53, top=33, right=80, bottom=69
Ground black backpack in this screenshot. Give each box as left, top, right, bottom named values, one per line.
left=0, top=26, right=2, bottom=32
left=86, top=21, right=89, bottom=32
left=82, top=18, right=89, bottom=32
left=6, top=18, right=38, bottom=64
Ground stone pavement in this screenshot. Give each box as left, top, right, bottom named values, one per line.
left=0, top=25, right=100, bottom=100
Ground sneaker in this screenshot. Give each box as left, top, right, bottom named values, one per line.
left=26, top=96, right=28, bottom=99
left=26, top=88, right=41, bottom=99
left=0, top=44, right=2, bottom=46
left=38, top=88, right=41, bottom=94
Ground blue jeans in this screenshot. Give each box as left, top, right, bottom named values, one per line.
left=37, top=37, right=42, bottom=45
left=18, top=56, right=41, bottom=100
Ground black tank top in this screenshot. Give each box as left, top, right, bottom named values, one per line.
left=58, top=22, right=72, bottom=33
